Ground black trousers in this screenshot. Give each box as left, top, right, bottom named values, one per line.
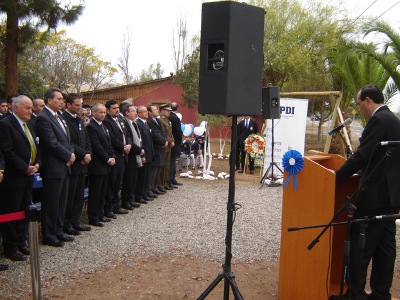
left=41, top=176, right=69, bottom=242
left=87, top=174, right=108, bottom=223
left=64, top=173, right=85, bottom=229
left=121, top=167, right=139, bottom=205
left=0, top=186, right=31, bottom=254
left=169, top=153, right=177, bottom=184
left=104, top=159, right=124, bottom=213
left=136, top=163, right=150, bottom=199
left=348, top=218, right=396, bottom=300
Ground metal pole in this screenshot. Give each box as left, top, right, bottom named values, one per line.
left=27, top=205, right=42, bottom=300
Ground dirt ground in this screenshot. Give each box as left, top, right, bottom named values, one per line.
left=19, top=153, right=400, bottom=299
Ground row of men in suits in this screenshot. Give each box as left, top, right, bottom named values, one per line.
left=0, top=91, right=184, bottom=263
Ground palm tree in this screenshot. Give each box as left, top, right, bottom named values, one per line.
left=329, top=43, right=390, bottom=107
left=329, top=42, right=392, bottom=126
left=1, top=0, right=84, bottom=95
left=355, top=21, right=400, bottom=91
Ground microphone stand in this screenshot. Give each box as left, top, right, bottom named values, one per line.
left=338, top=131, right=353, bottom=159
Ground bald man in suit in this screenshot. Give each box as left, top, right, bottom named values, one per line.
left=0, top=95, right=41, bottom=261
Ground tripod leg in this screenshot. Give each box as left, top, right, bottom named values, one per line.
left=259, top=164, right=272, bottom=188
left=226, top=271, right=244, bottom=300
left=273, top=162, right=284, bottom=175
left=197, top=272, right=225, bottom=300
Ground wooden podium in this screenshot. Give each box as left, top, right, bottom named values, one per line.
left=278, top=154, right=360, bottom=299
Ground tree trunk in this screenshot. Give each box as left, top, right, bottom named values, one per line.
left=5, top=0, right=19, bottom=95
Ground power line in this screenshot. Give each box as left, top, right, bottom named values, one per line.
left=351, top=0, right=378, bottom=25
left=370, top=0, right=400, bottom=23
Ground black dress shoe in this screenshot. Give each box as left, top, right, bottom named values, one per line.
left=238, top=169, right=244, bottom=173
left=121, top=204, right=134, bottom=210
left=105, top=212, right=117, bottom=219
left=73, top=224, right=91, bottom=231
left=136, top=199, right=147, bottom=204
left=172, top=180, right=183, bottom=186
left=57, top=235, right=75, bottom=242
left=168, top=184, right=178, bottom=189
left=5, top=250, right=27, bottom=261
left=114, top=208, right=129, bottom=214
left=43, top=240, right=64, bottom=247
left=0, top=264, right=9, bottom=271
left=143, top=196, right=154, bottom=201
left=100, top=217, right=111, bottom=222
left=250, top=170, right=254, bottom=174
left=18, top=245, right=30, bottom=255
left=158, top=187, right=167, bottom=193
left=130, top=202, right=141, bottom=208
left=89, top=221, right=104, bottom=227
left=146, top=193, right=157, bottom=199
left=152, top=189, right=165, bottom=195
left=164, top=186, right=173, bottom=190
left=63, top=228, right=81, bottom=236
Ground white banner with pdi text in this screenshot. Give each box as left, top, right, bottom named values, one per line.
left=263, top=98, right=309, bottom=176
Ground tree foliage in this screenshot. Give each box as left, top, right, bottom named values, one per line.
left=355, top=21, right=400, bottom=91
left=173, top=44, right=199, bottom=108
left=118, top=26, right=134, bottom=85
left=136, top=62, right=164, bottom=83
left=172, top=15, right=188, bottom=73
left=0, top=0, right=84, bottom=96
left=18, top=31, right=117, bottom=97
left=250, top=0, right=353, bottom=92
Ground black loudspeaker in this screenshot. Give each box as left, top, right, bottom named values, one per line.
left=262, top=86, right=281, bottom=119
left=198, top=1, right=264, bottom=116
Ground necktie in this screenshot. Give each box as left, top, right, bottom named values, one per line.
left=101, top=123, right=108, bottom=135
left=115, top=118, right=126, bottom=144
left=23, top=122, right=37, bottom=165
left=246, top=120, right=249, bottom=128
left=55, top=113, right=67, bottom=135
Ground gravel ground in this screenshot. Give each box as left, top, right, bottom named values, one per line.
left=0, top=180, right=399, bottom=298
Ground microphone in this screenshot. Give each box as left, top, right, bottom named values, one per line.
left=328, top=119, right=352, bottom=135
left=380, top=141, right=400, bottom=146
left=373, top=214, right=400, bottom=220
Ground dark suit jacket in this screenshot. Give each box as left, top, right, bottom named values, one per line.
left=0, top=114, right=41, bottom=189
left=35, top=107, right=73, bottom=179
left=103, top=114, right=131, bottom=164
left=147, top=117, right=167, bottom=167
left=136, top=118, right=154, bottom=163
left=86, top=119, right=115, bottom=176
left=121, top=117, right=142, bottom=169
left=62, top=111, right=92, bottom=175
left=336, top=106, right=400, bottom=210
left=28, top=114, right=37, bottom=127
left=169, top=112, right=182, bottom=156
left=237, top=118, right=258, bottom=144
left=0, top=111, right=12, bottom=120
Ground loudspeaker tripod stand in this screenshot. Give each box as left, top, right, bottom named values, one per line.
left=259, top=119, right=283, bottom=188
left=197, top=116, right=243, bottom=300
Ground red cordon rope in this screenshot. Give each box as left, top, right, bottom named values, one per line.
left=0, top=211, right=26, bottom=223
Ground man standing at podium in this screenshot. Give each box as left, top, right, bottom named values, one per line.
left=335, top=85, right=400, bottom=300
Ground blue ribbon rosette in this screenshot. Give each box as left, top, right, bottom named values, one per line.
left=282, top=149, right=304, bottom=191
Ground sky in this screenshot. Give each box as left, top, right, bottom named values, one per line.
left=60, top=0, right=400, bottom=82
